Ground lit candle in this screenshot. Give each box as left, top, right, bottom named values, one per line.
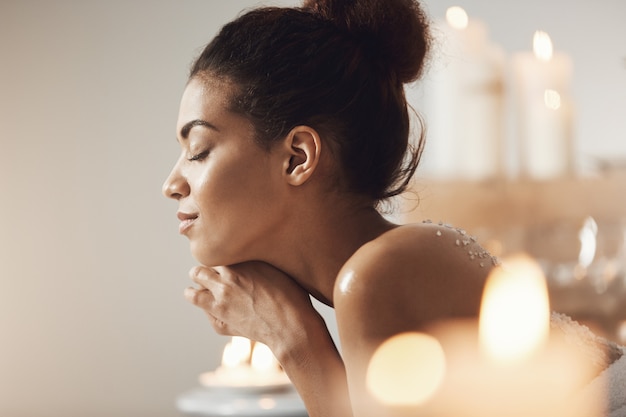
left=176, top=337, right=307, bottom=416
left=478, top=254, right=550, bottom=362
left=416, top=6, right=505, bottom=180
left=366, top=255, right=601, bottom=416
left=199, top=337, right=291, bottom=392
left=512, top=31, right=574, bottom=180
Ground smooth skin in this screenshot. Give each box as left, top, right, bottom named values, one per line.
left=163, top=76, right=492, bottom=417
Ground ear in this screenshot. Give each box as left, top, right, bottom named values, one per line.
left=282, top=125, right=321, bottom=186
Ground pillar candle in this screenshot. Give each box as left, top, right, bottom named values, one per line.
left=512, top=31, right=574, bottom=180
left=418, top=7, right=505, bottom=181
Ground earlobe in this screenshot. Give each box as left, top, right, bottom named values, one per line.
left=283, top=126, right=321, bottom=186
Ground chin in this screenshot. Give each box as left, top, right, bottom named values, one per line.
left=189, top=242, right=212, bottom=266
left=189, top=242, right=234, bottom=267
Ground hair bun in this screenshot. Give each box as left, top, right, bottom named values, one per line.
left=302, top=0, right=431, bottom=83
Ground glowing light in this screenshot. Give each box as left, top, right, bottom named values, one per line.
left=222, top=336, right=252, bottom=368
left=258, top=397, right=277, bottom=410
left=446, top=6, right=469, bottom=30
left=479, top=254, right=550, bottom=362
left=250, top=342, right=276, bottom=372
left=533, top=31, right=553, bottom=61
left=366, top=332, right=446, bottom=406
left=544, top=89, right=562, bottom=110
left=578, top=217, right=598, bottom=268
left=199, top=337, right=290, bottom=389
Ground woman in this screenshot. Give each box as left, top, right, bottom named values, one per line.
left=162, top=0, right=495, bottom=415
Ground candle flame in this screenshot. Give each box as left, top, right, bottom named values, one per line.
left=250, top=342, right=278, bottom=372
left=479, top=254, right=550, bottom=363
left=221, top=336, right=251, bottom=368
left=533, top=30, right=553, bottom=61
left=578, top=216, right=598, bottom=268
left=446, top=6, right=469, bottom=30
left=220, top=337, right=281, bottom=373
left=366, top=332, right=446, bottom=406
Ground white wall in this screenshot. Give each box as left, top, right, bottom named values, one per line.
left=0, top=1, right=293, bottom=416
left=0, top=1, right=623, bottom=416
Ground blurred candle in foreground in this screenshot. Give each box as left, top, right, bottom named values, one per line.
left=366, top=254, right=601, bottom=417
left=479, top=254, right=550, bottom=362
left=366, top=332, right=446, bottom=406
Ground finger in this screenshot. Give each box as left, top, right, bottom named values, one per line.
left=189, top=266, right=219, bottom=288
left=184, top=286, right=213, bottom=306
left=185, top=288, right=230, bottom=334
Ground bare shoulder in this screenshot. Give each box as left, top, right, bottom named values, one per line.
left=334, top=221, right=497, bottom=340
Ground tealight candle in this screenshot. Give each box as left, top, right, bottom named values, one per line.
left=177, top=337, right=307, bottom=417
left=199, top=336, right=291, bottom=391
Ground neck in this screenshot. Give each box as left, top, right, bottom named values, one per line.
left=258, top=200, right=396, bottom=306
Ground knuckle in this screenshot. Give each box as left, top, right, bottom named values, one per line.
left=189, top=288, right=211, bottom=307
left=211, top=317, right=228, bottom=334
left=212, top=297, right=227, bottom=316
left=213, top=283, right=227, bottom=300
left=189, top=266, right=201, bottom=279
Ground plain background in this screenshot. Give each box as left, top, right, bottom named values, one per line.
left=1, top=1, right=624, bottom=416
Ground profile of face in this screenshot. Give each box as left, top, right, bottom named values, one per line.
left=162, top=77, right=290, bottom=267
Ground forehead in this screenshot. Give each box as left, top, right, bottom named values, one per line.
left=177, top=76, right=245, bottom=132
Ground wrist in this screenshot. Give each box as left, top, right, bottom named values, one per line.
left=272, top=310, right=333, bottom=367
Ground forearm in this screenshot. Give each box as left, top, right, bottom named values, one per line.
left=273, top=314, right=353, bottom=417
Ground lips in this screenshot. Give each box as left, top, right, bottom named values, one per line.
left=177, top=211, right=198, bottom=235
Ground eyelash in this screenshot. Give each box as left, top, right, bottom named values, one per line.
left=187, top=151, right=209, bottom=162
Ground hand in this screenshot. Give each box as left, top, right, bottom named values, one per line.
left=184, top=261, right=318, bottom=348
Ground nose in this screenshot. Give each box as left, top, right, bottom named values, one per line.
left=162, top=164, right=190, bottom=200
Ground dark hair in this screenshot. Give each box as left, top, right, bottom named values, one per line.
left=190, top=0, right=431, bottom=205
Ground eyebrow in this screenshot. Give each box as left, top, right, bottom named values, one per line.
left=178, top=119, right=219, bottom=140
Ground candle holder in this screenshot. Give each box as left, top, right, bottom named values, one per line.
left=176, top=337, right=308, bottom=417
left=176, top=386, right=307, bottom=417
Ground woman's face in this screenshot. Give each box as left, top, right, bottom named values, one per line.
left=162, top=77, right=288, bottom=266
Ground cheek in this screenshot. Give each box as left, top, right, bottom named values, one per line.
left=193, top=159, right=276, bottom=214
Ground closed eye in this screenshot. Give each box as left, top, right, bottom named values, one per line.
left=188, top=150, right=209, bottom=162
